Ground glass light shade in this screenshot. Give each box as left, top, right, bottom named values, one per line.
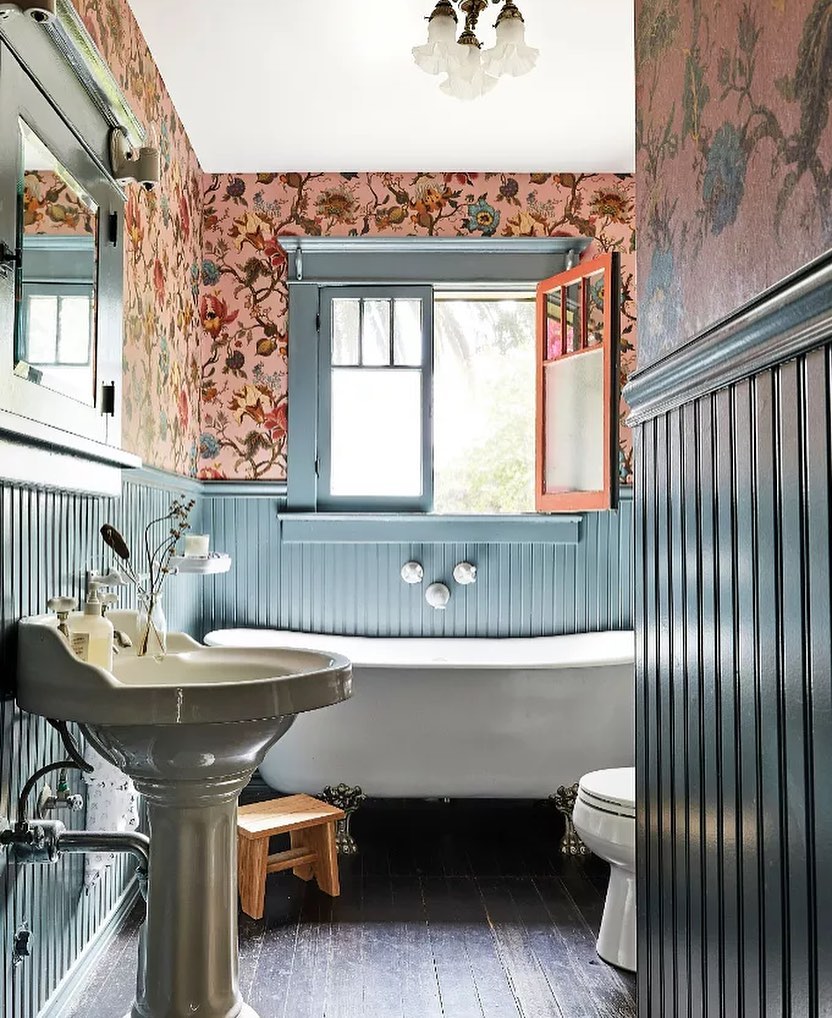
left=412, top=13, right=458, bottom=75
left=481, top=17, right=539, bottom=77
left=440, top=61, right=499, bottom=100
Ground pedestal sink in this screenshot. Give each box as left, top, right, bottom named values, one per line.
left=17, top=610, right=352, bottom=1018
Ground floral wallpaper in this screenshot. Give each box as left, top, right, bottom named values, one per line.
left=23, top=171, right=95, bottom=236
left=68, top=0, right=204, bottom=473
left=637, top=0, right=832, bottom=367
left=199, top=173, right=637, bottom=483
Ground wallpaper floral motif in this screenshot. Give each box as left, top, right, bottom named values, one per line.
left=636, top=0, right=832, bottom=367
left=23, top=171, right=95, bottom=236
left=199, top=173, right=637, bottom=483
left=69, top=0, right=204, bottom=473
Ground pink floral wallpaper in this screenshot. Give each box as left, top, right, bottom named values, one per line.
left=199, top=173, right=637, bottom=483
left=637, top=0, right=832, bottom=367
left=23, top=171, right=95, bottom=236
left=71, top=0, right=204, bottom=474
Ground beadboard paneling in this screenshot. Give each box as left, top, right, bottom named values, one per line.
left=0, top=470, right=632, bottom=1018
left=0, top=472, right=199, bottom=1018
left=634, top=344, right=832, bottom=1016
left=201, top=495, right=633, bottom=638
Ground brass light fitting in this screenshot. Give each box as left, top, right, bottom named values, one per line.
left=414, top=0, right=538, bottom=99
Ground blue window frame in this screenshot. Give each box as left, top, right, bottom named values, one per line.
left=285, top=237, right=594, bottom=517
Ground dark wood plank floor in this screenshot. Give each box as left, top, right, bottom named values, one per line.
left=69, top=799, right=636, bottom=1018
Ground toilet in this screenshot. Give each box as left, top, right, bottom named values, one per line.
left=572, top=766, right=636, bottom=972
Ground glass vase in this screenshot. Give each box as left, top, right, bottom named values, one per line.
left=137, top=592, right=167, bottom=658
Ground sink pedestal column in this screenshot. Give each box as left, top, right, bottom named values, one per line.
left=128, top=774, right=257, bottom=1018
left=83, top=720, right=292, bottom=1018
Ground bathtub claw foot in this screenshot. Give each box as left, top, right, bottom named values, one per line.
left=320, top=783, right=365, bottom=855
left=551, top=783, right=589, bottom=857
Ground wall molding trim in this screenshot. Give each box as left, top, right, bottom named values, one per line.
left=37, top=878, right=140, bottom=1018
left=279, top=235, right=591, bottom=287
left=279, top=512, right=582, bottom=545
left=624, top=250, right=832, bottom=426
left=128, top=466, right=288, bottom=499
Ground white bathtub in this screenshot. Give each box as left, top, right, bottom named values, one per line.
left=204, top=629, right=635, bottom=798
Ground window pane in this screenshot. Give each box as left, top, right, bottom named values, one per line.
left=586, top=271, right=605, bottom=346
left=26, top=296, right=58, bottom=363
left=332, top=299, right=360, bottom=365
left=434, top=299, right=535, bottom=514
left=330, top=368, right=422, bottom=497
left=361, top=299, right=391, bottom=365
left=545, top=290, right=562, bottom=359
left=393, top=299, right=422, bottom=365
left=58, top=296, right=92, bottom=364
left=544, top=348, right=604, bottom=493
left=565, top=281, right=582, bottom=353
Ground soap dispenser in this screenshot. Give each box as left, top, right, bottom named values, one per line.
left=67, top=584, right=114, bottom=671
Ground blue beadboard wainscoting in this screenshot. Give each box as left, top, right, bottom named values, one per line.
left=0, top=471, right=200, bottom=1018
left=200, top=493, right=633, bottom=638
left=1, top=466, right=632, bottom=1017
left=626, top=253, right=832, bottom=1018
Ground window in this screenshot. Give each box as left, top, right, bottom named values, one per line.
left=286, top=239, right=620, bottom=517
left=434, top=294, right=536, bottom=514
left=318, top=287, right=432, bottom=511
left=21, top=289, right=94, bottom=366
left=536, top=252, right=620, bottom=511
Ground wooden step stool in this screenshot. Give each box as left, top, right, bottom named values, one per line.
left=237, top=794, right=345, bottom=919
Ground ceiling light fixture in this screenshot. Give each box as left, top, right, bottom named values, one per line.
left=413, top=0, right=538, bottom=101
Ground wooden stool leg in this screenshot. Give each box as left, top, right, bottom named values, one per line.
left=238, top=835, right=269, bottom=920
left=290, top=830, right=315, bottom=881
left=305, top=821, right=341, bottom=897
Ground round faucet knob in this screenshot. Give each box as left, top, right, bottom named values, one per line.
left=47, top=596, right=77, bottom=614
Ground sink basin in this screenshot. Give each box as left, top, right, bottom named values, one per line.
left=18, top=609, right=351, bottom=725
left=16, top=610, right=352, bottom=1018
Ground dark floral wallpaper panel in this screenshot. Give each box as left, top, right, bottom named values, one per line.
left=637, top=0, right=832, bottom=368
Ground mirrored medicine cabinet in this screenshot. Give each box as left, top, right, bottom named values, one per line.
left=0, top=5, right=143, bottom=468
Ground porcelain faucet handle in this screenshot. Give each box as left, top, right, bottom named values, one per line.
left=47, top=596, right=77, bottom=614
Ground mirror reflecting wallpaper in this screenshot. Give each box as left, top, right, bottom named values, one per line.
left=15, top=120, right=99, bottom=406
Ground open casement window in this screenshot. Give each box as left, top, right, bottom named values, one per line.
left=535, top=251, right=621, bottom=512
left=317, top=286, right=433, bottom=511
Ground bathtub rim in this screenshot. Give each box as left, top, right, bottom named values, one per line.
left=204, top=628, right=635, bottom=671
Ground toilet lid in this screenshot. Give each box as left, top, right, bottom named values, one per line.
left=578, top=767, right=635, bottom=817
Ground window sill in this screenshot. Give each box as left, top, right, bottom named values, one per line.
left=278, top=513, right=582, bottom=545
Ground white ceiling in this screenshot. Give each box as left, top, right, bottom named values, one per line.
left=127, top=0, right=635, bottom=174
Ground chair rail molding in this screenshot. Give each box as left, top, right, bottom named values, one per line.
left=624, top=249, right=832, bottom=424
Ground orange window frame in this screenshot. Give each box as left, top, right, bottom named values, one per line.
left=535, top=251, right=621, bottom=513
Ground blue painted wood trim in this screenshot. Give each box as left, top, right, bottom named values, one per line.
left=625, top=248, right=832, bottom=424
left=278, top=512, right=582, bottom=545
left=287, top=284, right=319, bottom=511
left=279, top=236, right=592, bottom=286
